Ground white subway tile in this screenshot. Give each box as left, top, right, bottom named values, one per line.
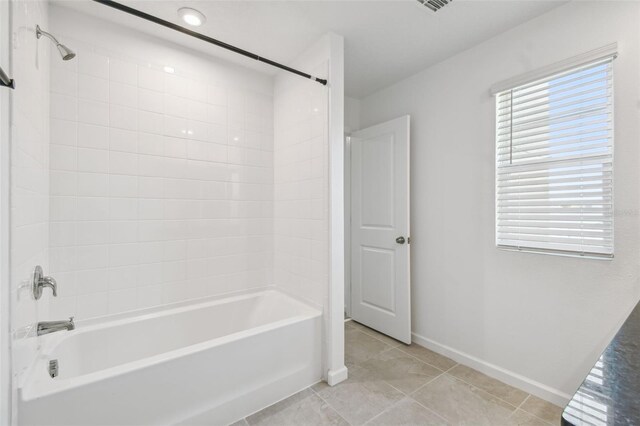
left=50, top=171, right=77, bottom=196
left=109, top=243, right=140, bottom=267
left=78, top=51, right=110, bottom=79
left=76, top=269, right=109, bottom=295
left=138, top=111, right=164, bottom=135
left=51, top=67, right=78, bottom=96
left=108, top=288, right=138, bottom=314
left=138, top=177, right=164, bottom=198
left=76, top=221, right=110, bottom=245
left=51, top=93, right=77, bottom=121
left=76, top=197, right=109, bottom=221
left=109, top=151, right=138, bottom=175
left=109, top=175, right=138, bottom=198
left=78, top=123, right=109, bottom=150
left=78, top=74, right=109, bottom=102
left=50, top=145, right=77, bottom=171
left=110, top=59, right=137, bottom=85
left=109, top=221, right=138, bottom=243
left=138, top=199, right=164, bottom=220
left=110, top=104, right=138, bottom=130
left=51, top=119, right=78, bottom=147
left=110, top=82, right=137, bottom=108
left=110, top=198, right=138, bottom=220
left=208, top=85, right=227, bottom=106
left=51, top=196, right=77, bottom=222
left=165, top=94, right=189, bottom=118
left=165, top=74, right=188, bottom=97
left=77, top=148, right=109, bottom=173
left=138, top=66, right=164, bottom=92
left=138, top=88, right=164, bottom=114
left=77, top=172, right=109, bottom=196
left=76, top=244, right=109, bottom=270
left=109, top=128, right=137, bottom=153
left=77, top=292, right=109, bottom=319
left=78, top=99, right=109, bottom=126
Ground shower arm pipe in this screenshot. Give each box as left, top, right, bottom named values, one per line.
left=91, top=0, right=328, bottom=86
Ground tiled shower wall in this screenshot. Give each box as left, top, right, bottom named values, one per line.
left=11, top=0, right=51, bottom=381
left=273, top=46, right=329, bottom=307
left=48, top=8, right=274, bottom=320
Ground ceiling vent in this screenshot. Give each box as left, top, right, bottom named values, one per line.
left=417, top=0, right=453, bottom=12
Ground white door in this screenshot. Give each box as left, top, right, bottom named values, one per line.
left=350, top=116, right=410, bottom=344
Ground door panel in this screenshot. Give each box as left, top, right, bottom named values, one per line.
left=350, top=116, right=410, bottom=344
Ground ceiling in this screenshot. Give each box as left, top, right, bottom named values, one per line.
left=54, top=0, right=567, bottom=98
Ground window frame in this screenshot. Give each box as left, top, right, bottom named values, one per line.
left=493, top=49, right=617, bottom=259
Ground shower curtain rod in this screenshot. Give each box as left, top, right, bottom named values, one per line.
left=91, top=0, right=328, bottom=86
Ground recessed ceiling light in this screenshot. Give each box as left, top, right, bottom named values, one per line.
left=163, top=66, right=175, bottom=74
left=178, top=7, right=206, bottom=27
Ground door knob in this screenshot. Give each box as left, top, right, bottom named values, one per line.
left=395, top=236, right=406, bottom=244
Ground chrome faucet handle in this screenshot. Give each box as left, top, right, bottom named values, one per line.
left=32, top=265, right=58, bottom=300
left=42, top=276, right=57, bottom=296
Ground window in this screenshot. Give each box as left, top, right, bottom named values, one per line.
left=495, top=56, right=615, bottom=258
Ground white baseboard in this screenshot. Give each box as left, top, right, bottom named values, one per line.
left=411, top=332, right=572, bottom=407
left=327, top=365, right=348, bottom=386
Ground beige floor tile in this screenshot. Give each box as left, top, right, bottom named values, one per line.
left=447, top=364, right=528, bottom=406
left=346, top=321, right=404, bottom=348
left=359, top=348, right=444, bottom=394
left=396, top=344, right=457, bottom=372
left=246, top=390, right=348, bottom=426
left=246, top=389, right=314, bottom=424
left=313, top=364, right=405, bottom=425
left=367, top=398, right=449, bottom=425
left=510, top=409, right=551, bottom=426
left=519, top=395, right=563, bottom=424
left=346, top=329, right=394, bottom=365
left=411, top=374, right=516, bottom=425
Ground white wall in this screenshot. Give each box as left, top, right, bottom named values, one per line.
left=47, top=6, right=274, bottom=320
left=273, top=42, right=329, bottom=308
left=359, top=1, right=640, bottom=403
left=10, top=0, right=51, bottom=408
left=273, top=33, right=346, bottom=384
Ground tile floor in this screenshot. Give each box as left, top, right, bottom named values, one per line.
left=232, top=320, right=563, bottom=426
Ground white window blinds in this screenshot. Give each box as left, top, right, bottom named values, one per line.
left=495, top=57, right=615, bottom=258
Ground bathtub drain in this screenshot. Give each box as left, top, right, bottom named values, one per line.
left=49, top=359, right=58, bottom=378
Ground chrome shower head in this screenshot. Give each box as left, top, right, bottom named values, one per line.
left=56, top=44, right=76, bottom=61
left=36, top=25, right=76, bottom=61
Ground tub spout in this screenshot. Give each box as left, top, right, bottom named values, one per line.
left=37, top=317, right=74, bottom=336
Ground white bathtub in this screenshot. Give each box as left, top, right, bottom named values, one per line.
left=18, top=289, right=322, bottom=426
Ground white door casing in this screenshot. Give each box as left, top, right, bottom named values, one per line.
left=350, top=116, right=410, bottom=344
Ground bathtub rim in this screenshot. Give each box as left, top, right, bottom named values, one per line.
left=20, top=288, right=321, bottom=401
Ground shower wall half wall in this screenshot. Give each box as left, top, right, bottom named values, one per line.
left=46, top=6, right=275, bottom=320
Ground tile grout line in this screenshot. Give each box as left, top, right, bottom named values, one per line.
left=406, top=392, right=453, bottom=424
left=441, top=372, right=526, bottom=413
left=401, top=368, right=457, bottom=423
left=512, top=394, right=531, bottom=413
left=511, top=394, right=558, bottom=426
left=308, top=384, right=354, bottom=426
left=436, top=364, right=538, bottom=414
left=394, top=343, right=459, bottom=373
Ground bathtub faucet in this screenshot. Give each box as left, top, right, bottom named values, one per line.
left=37, top=317, right=75, bottom=336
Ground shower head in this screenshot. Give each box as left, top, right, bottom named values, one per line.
left=36, top=25, right=76, bottom=61
left=55, top=44, right=76, bottom=61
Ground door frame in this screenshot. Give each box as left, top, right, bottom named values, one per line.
left=344, top=134, right=352, bottom=318
left=0, top=0, right=12, bottom=423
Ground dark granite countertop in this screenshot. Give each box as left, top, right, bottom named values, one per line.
left=562, top=300, right=640, bottom=426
